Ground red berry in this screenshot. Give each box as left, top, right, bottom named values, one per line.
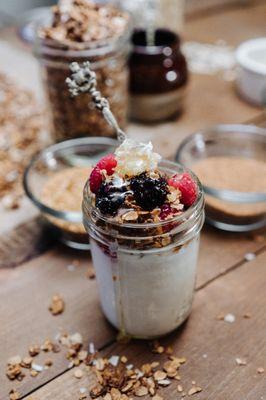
left=160, top=204, right=172, bottom=220
left=96, top=154, right=117, bottom=176
left=89, top=166, right=103, bottom=194
left=168, top=172, right=197, bottom=207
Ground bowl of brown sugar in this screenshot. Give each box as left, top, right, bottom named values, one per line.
left=24, top=137, right=118, bottom=249
left=176, top=124, right=266, bottom=232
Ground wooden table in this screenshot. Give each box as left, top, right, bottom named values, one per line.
left=1, top=2, right=266, bottom=399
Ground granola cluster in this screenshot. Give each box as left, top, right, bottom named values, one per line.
left=37, top=0, right=129, bottom=142
left=87, top=345, right=193, bottom=400
left=39, top=0, right=129, bottom=46
left=0, top=73, right=47, bottom=210
left=41, top=167, right=90, bottom=237
left=6, top=331, right=205, bottom=400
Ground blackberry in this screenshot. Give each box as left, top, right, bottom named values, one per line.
left=130, top=172, right=168, bottom=211
left=96, top=182, right=127, bottom=216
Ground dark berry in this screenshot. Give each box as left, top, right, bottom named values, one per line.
left=89, top=166, right=103, bottom=194
left=96, top=183, right=127, bottom=216
left=96, top=154, right=117, bottom=175
left=168, top=173, right=197, bottom=207
left=130, top=172, right=168, bottom=211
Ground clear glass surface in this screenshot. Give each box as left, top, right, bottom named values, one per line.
left=176, top=124, right=266, bottom=232
left=23, top=137, right=118, bottom=250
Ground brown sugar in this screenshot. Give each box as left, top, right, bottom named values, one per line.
left=192, top=157, right=266, bottom=220
left=41, top=167, right=91, bottom=235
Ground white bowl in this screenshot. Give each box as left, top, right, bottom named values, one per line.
left=235, top=38, right=266, bottom=106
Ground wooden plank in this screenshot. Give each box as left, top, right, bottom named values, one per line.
left=0, top=249, right=115, bottom=400
left=197, top=225, right=265, bottom=288
left=0, top=217, right=55, bottom=269
left=0, top=229, right=265, bottom=399
left=23, top=251, right=266, bottom=400
left=185, top=0, right=263, bottom=19
left=185, top=1, right=266, bottom=46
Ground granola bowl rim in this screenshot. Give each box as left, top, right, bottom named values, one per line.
left=23, top=136, right=119, bottom=224
left=176, top=124, right=266, bottom=203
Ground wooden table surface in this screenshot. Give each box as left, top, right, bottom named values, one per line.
left=1, top=2, right=266, bottom=400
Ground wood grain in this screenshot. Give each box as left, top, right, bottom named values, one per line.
left=23, top=251, right=266, bottom=400
left=197, top=225, right=265, bottom=288
left=0, top=218, right=55, bottom=269
left=20, top=253, right=266, bottom=400
left=0, top=248, right=115, bottom=400
left=185, top=1, right=266, bottom=46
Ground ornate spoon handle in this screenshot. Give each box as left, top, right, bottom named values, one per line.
left=66, top=61, right=126, bottom=143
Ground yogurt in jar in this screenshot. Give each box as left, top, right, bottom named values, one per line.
left=83, top=139, right=204, bottom=338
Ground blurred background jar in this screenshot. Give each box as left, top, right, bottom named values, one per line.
left=119, top=0, right=188, bottom=122
left=129, top=29, right=188, bottom=122
left=34, top=0, right=131, bottom=142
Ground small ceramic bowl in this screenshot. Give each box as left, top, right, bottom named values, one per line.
left=23, top=137, right=118, bottom=250
left=176, top=124, right=266, bottom=232
left=236, top=38, right=266, bottom=106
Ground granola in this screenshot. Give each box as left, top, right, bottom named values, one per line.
left=36, top=0, right=130, bottom=142
left=0, top=73, right=47, bottom=210
left=84, top=139, right=199, bottom=250
left=41, top=167, right=90, bottom=243
left=49, top=294, right=65, bottom=315
left=5, top=333, right=205, bottom=399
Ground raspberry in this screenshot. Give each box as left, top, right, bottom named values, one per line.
left=130, top=172, right=168, bottom=211
left=89, top=167, right=103, bottom=194
left=168, top=172, right=197, bottom=207
left=159, top=204, right=172, bottom=220
left=96, top=154, right=117, bottom=176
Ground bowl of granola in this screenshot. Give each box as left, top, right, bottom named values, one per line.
left=23, top=137, right=118, bottom=249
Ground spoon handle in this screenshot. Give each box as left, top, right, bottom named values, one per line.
left=66, top=61, right=126, bottom=143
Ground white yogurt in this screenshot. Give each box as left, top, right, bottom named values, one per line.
left=90, top=236, right=200, bottom=338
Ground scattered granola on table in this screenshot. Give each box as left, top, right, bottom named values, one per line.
left=49, top=294, right=65, bottom=315
left=5, top=333, right=205, bottom=399
left=0, top=73, right=47, bottom=210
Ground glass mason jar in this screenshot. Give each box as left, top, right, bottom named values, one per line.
left=34, top=29, right=131, bottom=142
left=129, top=29, right=188, bottom=122
left=83, top=160, right=204, bottom=339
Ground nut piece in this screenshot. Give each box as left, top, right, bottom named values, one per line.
left=257, top=367, right=264, bottom=374
left=9, top=389, right=20, bottom=400
left=49, top=294, right=65, bottom=315
left=135, top=386, right=149, bottom=397
left=74, top=369, right=84, bottom=379
left=154, top=370, right=167, bottom=381
left=188, top=386, right=202, bottom=396
left=21, top=357, right=33, bottom=368
left=90, top=384, right=105, bottom=399
left=28, top=345, right=40, bottom=357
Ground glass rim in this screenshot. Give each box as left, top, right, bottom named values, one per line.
left=83, top=159, right=204, bottom=229
left=23, top=137, right=119, bottom=224
left=33, top=17, right=133, bottom=59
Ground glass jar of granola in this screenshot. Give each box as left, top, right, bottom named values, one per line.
left=34, top=1, right=130, bottom=142
left=83, top=159, right=204, bottom=339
